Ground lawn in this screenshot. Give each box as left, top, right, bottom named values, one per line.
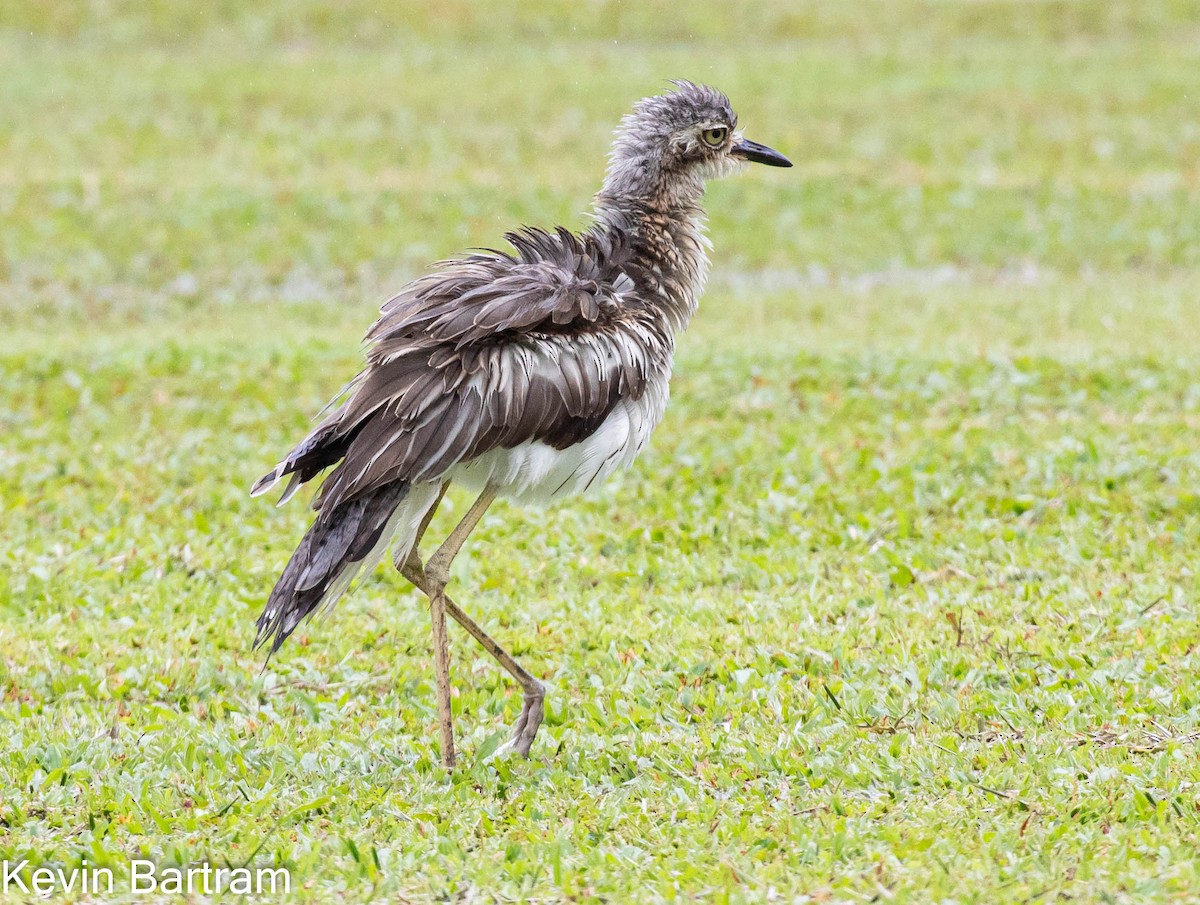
left=2, top=1, right=1200, bottom=901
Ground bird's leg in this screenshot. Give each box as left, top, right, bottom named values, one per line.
left=422, top=485, right=497, bottom=590
left=426, top=589, right=455, bottom=769
left=399, top=485, right=545, bottom=758
left=403, top=583, right=547, bottom=759
left=439, top=593, right=545, bottom=758
left=397, top=482, right=453, bottom=766
left=407, top=486, right=496, bottom=769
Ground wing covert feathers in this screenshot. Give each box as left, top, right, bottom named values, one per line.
left=251, top=224, right=669, bottom=517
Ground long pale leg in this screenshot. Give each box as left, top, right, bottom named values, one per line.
left=422, top=486, right=497, bottom=588
left=426, top=586, right=456, bottom=767
left=406, top=574, right=546, bottom=758
left=399, top=485, right=545, bottom=760
left=416, top=486, right=495, bottom=768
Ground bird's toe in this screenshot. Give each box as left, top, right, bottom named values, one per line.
left=509, top=691, right=545, bottom=758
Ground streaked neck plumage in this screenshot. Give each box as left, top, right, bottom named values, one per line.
left=592, top=144, right=712, bottom=335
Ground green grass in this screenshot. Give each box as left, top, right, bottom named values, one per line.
left=3, top=1, right=1200, bottom=901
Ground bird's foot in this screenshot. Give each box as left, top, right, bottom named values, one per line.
left=506, top=681, right=545, bottom=758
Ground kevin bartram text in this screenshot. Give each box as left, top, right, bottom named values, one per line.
left=2, top=859, right=291, bottom=897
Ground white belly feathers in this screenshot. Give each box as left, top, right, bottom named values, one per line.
left=450, top=368, right=670, bottom=504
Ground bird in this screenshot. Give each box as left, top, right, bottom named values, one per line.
left=250, top=81, right=791, bottom=768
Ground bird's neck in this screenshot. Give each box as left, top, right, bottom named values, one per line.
left=592, top=196, right=711, bottom=336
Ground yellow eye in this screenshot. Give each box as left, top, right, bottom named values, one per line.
left=701, top=127, right=728, bottom=147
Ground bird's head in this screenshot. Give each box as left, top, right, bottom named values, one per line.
left=598, top=81, right=791, bottom=212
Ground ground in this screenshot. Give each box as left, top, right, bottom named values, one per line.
left=2, top=1, right=1200, bottom=902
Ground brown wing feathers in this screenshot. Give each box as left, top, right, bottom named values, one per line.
left=254, top=226, right=657, bottom=515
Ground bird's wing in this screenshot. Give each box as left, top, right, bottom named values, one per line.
left=255, top=227, right=668, bottom=512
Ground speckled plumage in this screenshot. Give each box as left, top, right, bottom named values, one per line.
left=252, top=81, right=789, bottom=661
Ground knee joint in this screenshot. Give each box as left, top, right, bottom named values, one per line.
left=424, top=559, right=450, bottom=591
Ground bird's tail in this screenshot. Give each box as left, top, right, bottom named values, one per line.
left=254, top=481, right=412, bottom=656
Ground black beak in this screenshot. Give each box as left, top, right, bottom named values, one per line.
left=731, top=138, right=792, bottom=168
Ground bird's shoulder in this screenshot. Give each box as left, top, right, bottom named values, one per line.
left=365, top=225, right=646, bottom=355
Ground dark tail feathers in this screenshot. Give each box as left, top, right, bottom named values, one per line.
left=255, top=481, right=408, bottom=656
